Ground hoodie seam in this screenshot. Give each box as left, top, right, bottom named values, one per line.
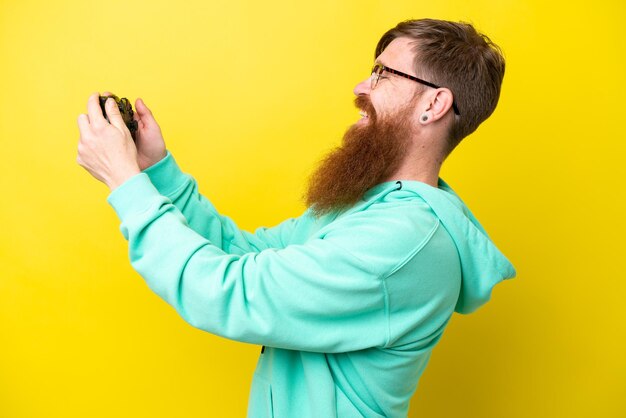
left=381, top=275, right=391, bottom=348
left=331, top=216, right=441, bottom=349
left=384, top=218, right=440, bottom=278
left=381, top=218, right=441, bottom=348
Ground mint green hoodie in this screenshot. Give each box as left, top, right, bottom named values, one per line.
left=107, top=152, right=516, bottom=418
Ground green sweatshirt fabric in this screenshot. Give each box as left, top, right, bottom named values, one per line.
left=106, top=151, right=516, bottom=418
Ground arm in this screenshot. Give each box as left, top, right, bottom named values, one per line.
left=143, top=151, right=301, bottom=254
left=107, top=174, right=434, bottom=353
left=129, top=98, right=299, bottom=254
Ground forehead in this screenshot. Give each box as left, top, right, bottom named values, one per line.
left=375, top=37, right=417, bottom=74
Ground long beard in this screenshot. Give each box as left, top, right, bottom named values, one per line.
left=303, top=96, right=413, bottom=217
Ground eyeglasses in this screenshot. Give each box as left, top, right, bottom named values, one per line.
left=370, top=63, right=460, bottom=116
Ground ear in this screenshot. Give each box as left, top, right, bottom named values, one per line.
left=417, top=88, right=455, bottom=125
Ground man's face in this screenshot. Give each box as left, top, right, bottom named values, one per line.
left=353, top=37, right=423, bottom=126
left=303, top=38, right=421, bottom=217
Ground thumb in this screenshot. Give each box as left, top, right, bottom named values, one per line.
left=106, top=98, right=126, bottom=132
left=134, top=98, right=160, bottom=131
left=135, top=98, right=155, bottom=121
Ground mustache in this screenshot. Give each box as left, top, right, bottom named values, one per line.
left=354, top=95, right=377, bottom=123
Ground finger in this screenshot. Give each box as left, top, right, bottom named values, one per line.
left=77, top=113, right=91, bottom=134
left=135, top=98, right=154, bottom=120
left=132, top=98, right=142, bottom=122
left=134, top=98, right=157, bottom=131
left=87, top=92, right=108, bottom=128
left=105, top=97, right=128, bottom=133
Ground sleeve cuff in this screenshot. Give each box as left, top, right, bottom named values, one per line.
left=107, top=173, right=164, bottom=221
left=142, top=150, right=189, bottom=197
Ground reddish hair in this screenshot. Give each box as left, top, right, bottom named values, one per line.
left=376, top=19, right=506, bottom=154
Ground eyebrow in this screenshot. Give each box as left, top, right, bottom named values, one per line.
left=374, top=60, right=407, bottom=76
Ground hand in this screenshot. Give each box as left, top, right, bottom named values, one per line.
left=77, top=92, right=140, bottom=190
left=100, top=91, right=167, bottom=170
left=132, top=96, right=167, bottom=170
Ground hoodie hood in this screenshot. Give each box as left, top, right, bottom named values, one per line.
left=363, top=178, right=516, bottom=314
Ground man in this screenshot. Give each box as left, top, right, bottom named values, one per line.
left=77, top=18, right=516, bottom=418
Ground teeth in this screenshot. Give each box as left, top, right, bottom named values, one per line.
left=359, top=110, right=368, bottom=117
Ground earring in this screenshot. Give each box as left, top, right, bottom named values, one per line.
left=420, top=113, right=429, bottom=122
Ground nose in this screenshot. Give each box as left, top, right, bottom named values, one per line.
left=353, top=75, right=372, bottom=96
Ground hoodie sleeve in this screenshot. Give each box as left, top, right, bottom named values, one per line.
left=107, top=174, right=436, bottom=353
left=142, top=151, right=299, bottom=254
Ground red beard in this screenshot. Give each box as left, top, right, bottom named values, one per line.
left=304, top=95, right=414, bottom=217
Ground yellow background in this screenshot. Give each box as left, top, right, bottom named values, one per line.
left=1, top=0, right=624, bottom=416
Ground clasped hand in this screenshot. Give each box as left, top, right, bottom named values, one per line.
left=76, top=92, right=167, bottom=190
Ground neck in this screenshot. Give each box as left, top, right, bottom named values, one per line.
left=383, top=165, right=441, bottom=187
left=383, top=144, right=444, bottom=188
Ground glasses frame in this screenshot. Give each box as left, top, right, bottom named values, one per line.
left=371, top=64, right=460, bottom=116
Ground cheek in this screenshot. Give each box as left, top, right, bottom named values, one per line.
left=370, top=91, right=405, bottom=118
left=374, top=89, right=420, bottom=122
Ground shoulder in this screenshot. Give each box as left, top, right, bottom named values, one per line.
left=324, top=198, right=439, bottom=238
left=318, top=199, right=441, bottom=277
